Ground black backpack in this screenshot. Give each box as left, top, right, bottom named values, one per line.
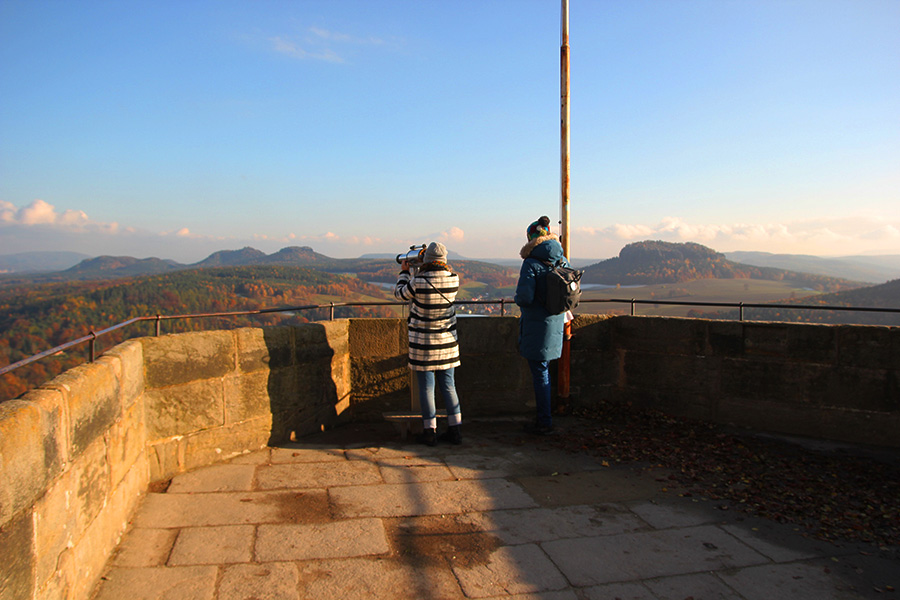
left=540, top=259, right=583, bottom=314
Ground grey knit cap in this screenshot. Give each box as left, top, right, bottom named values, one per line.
left=424, top=241, right=448, bottom=263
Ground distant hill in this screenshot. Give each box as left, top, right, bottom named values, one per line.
left=263, top=246, right=332, bottom=265
left=725, top=251, right=900, bottom=284
left=63, top=255, right=182, bottom=278
left=0, top=265, right=397, bottom=402
left=192, top=246, right=267, bottom=267
left=583, top=241, right=863, bottom=293
left=0, top=251, right=90, bottom=273
left=1, top=245, right=517, bottom=285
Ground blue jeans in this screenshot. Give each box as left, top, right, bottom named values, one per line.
left=415, top=368, right=462, bottom=429
left=527, top=359, right=552, bottom=427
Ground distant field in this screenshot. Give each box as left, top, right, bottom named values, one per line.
left=578, top=279, right=823, bottom=317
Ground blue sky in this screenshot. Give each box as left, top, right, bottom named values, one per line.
left=1, top=0, right=898, bottom=262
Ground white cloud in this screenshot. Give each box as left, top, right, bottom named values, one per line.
left=574, top=215, right=900, bottom=257
left=269, top=36, right=344, bottom=63
left=437, top=226, right=465, bottom=243
left=267, top=25, right=398, bottom=64
left=0, top=199, right=106, bottom=232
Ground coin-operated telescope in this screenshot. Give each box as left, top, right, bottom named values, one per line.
left=395, top=244, right=426, bottom=268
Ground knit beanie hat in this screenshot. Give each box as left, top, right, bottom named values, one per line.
left=424, top=241, right=448, bottom=263
left=526, top=216, right=551, bottom=241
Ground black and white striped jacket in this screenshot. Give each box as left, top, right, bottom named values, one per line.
left=394, top=265, right=460, bottom=371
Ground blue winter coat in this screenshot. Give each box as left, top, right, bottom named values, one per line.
left=514, top=234, right=568, bottom=362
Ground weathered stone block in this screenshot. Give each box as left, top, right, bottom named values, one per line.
left=741, top=322, right=791, bottom=358
left=456, top=354, right=528, bottom=399
left=321, top=319, right=350, bottom=354
left=570, top=314, right=614, bottom=350
left=706, top=320, right=745, bottom=356
left=836, top=325, right=897, bottom=370
left=34, top=547, right=74, bottom=600
left=296, top=360, right=333, bottom=404
left=331, top=354, right=352, bottom=402
left=349, top=318, right=403, bottom=358
left=148, top=437, right=184, bottom=483
left=612, top=316, right=707, bottom=355
left=456, top=317, right=519, bottom=354
left=352, top=356, right=408, bottom=395
left=44, top=360, right=121, bottom=457
left=144, top=378, right=225, bottom=439
left=102, top=340, right=144, bottom=408
left=622, top=351, right=709, bottom=395
left=785, top=324, right=837, bottom=365
left=224, top=371, right=271, bottom=425
left=70, top=458, right=145, bottom=600
left=183, top=417, right=272, bottom=472
left=34, top=470, right=78, bottom=589
left=350, top=389, right=410, bottom=420
left=570, top=352, right=617, bottom=390
left=26, top=388, right=68, bottom=481
left=236, top=327, right=293, bottom=373
left=108, top=398, right=147, bottom=488
left=70, top=437, right=110, bottom=542
left=141, top=331, right=235, bottom=389
left=807, top=365, right=896, bottom=411
left=264, top=367, right=302, bottom=417
left=0, top=400, right=46, bottom=525
left=0, top=509, right=35, bottom=600
left=719, top=357, right=805, bottom=404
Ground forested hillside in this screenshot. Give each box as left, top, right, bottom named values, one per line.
left=583, top=241, right=862, bottom=292
left=0, top=266, right=395, bottom=401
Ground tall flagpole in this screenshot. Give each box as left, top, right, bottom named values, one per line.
left=558, top=0, right=572, bottom=401
left=560, top=0, right=570, bottom=258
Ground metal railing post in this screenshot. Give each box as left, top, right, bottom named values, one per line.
left=500, top=299, right=506, bottom=316
left=155, top=315, right=161, bottom=336
left=740, top=303, right=744, bottom=321
left=631, top=299, right=636, bottom=316
left=89, top=331, right=96, bottom=362
left=330, top=302, right=335, bottom=320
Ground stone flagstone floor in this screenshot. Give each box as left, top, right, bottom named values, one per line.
left=91, top=418, right=899, bottom=600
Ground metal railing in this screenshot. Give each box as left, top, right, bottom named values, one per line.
left=2, top=297, right=899, bottom=377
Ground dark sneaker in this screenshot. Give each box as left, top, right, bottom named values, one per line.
left=523, top=422, right=556, bottom=436
left=416, top=428, right=437, bottom=446
left=438, top=425, right=462, bottom=445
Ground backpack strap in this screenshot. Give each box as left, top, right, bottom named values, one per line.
left=421, top=273, right=455, bottom=306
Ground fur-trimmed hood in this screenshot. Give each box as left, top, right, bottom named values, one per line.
left=520, top=233, right=561, bottom=260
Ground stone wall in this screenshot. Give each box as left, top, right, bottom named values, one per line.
left=0, top=322, right=349, bottom=600
left=348, top=317, right=531, bottom=420
left=568, top=315, right=900, bottom=447
left=0, top=341, right=147, bottom=600
left=141, top=322, right=350, bottom=482
left=2, top=315, right=898, bottom=600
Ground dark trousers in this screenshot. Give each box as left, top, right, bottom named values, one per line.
left=527, top=359, right=552, bottom=427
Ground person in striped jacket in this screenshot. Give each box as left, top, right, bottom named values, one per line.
left=394, top=241, right=463, bottom=446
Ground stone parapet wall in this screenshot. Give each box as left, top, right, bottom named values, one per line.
left=0, top=322, right=349, bottom=600
left=568, top=315, right=900, bottom=447
left=348, top=317, right=532, bottom=419
left=141, top=322, right=351, bottom=482
left=0, top=341, right=147, bottom=600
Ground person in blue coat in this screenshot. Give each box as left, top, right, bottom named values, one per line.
left=514, top=216, right=569, bottom=435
